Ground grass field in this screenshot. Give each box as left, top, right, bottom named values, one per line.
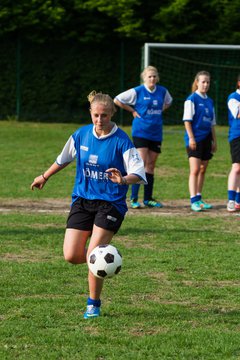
left=1, top=121, right=240, bottom=359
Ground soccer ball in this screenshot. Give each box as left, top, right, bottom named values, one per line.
left=88, top=244, right=122, bottom=279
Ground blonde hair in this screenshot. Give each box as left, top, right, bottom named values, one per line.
left=88, top=91, right=117, bottom=115
left=191, top=71, right=210, bottom=93
left=141, top=66, right=160, bottom=83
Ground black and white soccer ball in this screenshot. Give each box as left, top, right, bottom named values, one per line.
left=88, top=244, right=122, bottom=279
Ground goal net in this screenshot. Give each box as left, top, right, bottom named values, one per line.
left=142, top=43, right=240, bottom=125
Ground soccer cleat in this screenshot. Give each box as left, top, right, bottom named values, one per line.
left=199, top=200, right=212, bottom=209
left=83, top=305, right=100, bottom=319
left=235, top=202, right=240, bottom=210
left=191, top=201, right=203, bottom=212
left=143, top=199, right=163, bottom=208
left=227, top=200, right=236, bottom=212
left=130, top=199, right=141, bottom=209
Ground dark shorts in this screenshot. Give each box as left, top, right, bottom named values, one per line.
left=66, top=198, right=124, bottom=234
left=132, top=136, right=161, bottom=154
left=230, top=136, right=240, bottom=163
left=186, top=133, right=213, bottom=161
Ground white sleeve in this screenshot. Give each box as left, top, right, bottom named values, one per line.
left=228, top=98, right=240, bottom=119
left=183, top=100, right=195, bottom=121
left=56, top=136, right=76, bottom=165
left=123, top=148, right=147, bottom=184
left=164, top=90, right=173, bottom=106
left=115, top=89, right=137, bottom=106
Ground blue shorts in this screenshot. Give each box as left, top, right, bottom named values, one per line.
left=66, top=198, right=124, bottom=233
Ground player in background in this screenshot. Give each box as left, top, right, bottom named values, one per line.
left=227, top=74, right=240, bottom=212
left=114, top=66, right=172, bottom=209
left=182, top=71, right=217, bottom=212
left=31, top=91, right=147, bottom=319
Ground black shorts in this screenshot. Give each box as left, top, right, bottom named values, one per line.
left=132, top=136, right=161, bottom=153
left=230, top=136, right=240, bottom=163
left=66, top=198, right=124, bottom=233
left=187, top=133, right=213, bottom=161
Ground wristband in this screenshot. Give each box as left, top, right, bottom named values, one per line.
left=120, top=177, right=127, bottom=185
left=42, top=174, right=48, bottom=181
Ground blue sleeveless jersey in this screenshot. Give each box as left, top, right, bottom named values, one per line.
left=183, top=92, right=215, bottom=146
left=56, top=124, right=146, bottom=216
left=228, top=91, right=240, bottom=142
left=132, top=84, right=167, bottom=142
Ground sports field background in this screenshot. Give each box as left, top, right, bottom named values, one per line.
left=1, top=121, right=240, bottom=359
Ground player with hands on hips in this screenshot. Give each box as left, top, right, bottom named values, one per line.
left=114, top=66, right=173, bottom=209
left=182, top=70, right=217, bottom=212
left=226, top=74, right=240, bottom=212
left=31, top=91, right=147, bottom=319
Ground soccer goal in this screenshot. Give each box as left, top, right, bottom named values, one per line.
left=142, top=43, right=240, bottom=125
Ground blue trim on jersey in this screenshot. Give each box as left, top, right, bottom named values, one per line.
left=183, top=92, right=214, bottom=146
left=132, top=85, right=167, bottom=142
left=71, top=124, right=135, bottom=216
left=228, top=91, right=240, bottom=142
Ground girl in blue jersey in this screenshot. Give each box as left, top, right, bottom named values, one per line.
left=114, top=66, right=172, bottom=209
left=227, top=74, right=240, bottom=212
left=182, top=71, right=217, bottom=212
left=31, top=91, right=146, bottom=319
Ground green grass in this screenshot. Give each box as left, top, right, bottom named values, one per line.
left=1, top=121, right=240, bottom=359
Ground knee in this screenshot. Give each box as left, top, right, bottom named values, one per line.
left=190, top=168, right=199, bottom=177
left=64, top=251, right=86, bottom=264
left=199, top=164, right=207, bottom=175
left=232, top=164, right=240, bottom=175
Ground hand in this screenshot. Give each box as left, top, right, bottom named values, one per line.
left=106, top=168, right=124, bottom=184
left=132, top=110, right=140, bottom=118
left=30, top=175, right=47, bottom=190
left=212, top=142, right=217, bottom=153
left=189, top=137, right=196, bottom=150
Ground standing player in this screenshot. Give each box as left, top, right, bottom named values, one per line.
left=227, top=74, right=240, bottom=212
left=114, top=66, right=172, bottom=209
left=182, top=70, right=217, bottom=212
left=31, top=91, right=147, bottom=319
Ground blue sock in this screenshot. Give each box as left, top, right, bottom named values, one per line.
left=191, top=195, right=199, bottom=204
left=196, top=194, right=201, bottom=201
left=235, top=192, right=240, bottom=204
left=87, top=297, right=101, bottom=307
left=197, top=193, right=202, bottom=201
left=131, top=184, right=140, bottom=200
left=228, top=190, right=236, bottom=201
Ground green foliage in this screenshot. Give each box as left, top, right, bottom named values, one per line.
left=0, top=39, right=141, bottom=122
left=0, top=0, right=66, bottom=41
left=0, top=0, right=240, bottom=122
left=0, top=0, right=239, bottom=43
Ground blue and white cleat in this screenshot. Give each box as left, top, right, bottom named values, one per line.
left=199, top=200, right=212, bottom=209
left=143, top=199, right=163, bottom=208
left=83, top=305, right=101, bottom=319
left=130, top=199, right=141, bottom=209
left=191, top=201, right=203, bottom=212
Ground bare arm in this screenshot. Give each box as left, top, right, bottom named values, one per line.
left=211, top=126, right=217, bottom=153
left=30, top=162, right=70, bottom=190
left=114, top=99, right=140, bottom=118
left=184, top=121, right=196, bottom=150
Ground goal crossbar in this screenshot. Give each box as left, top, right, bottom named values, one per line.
left=144, top=43, right=240, bottom=68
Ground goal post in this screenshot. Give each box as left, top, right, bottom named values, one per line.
left=142, top=43, right=240, bottom=125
